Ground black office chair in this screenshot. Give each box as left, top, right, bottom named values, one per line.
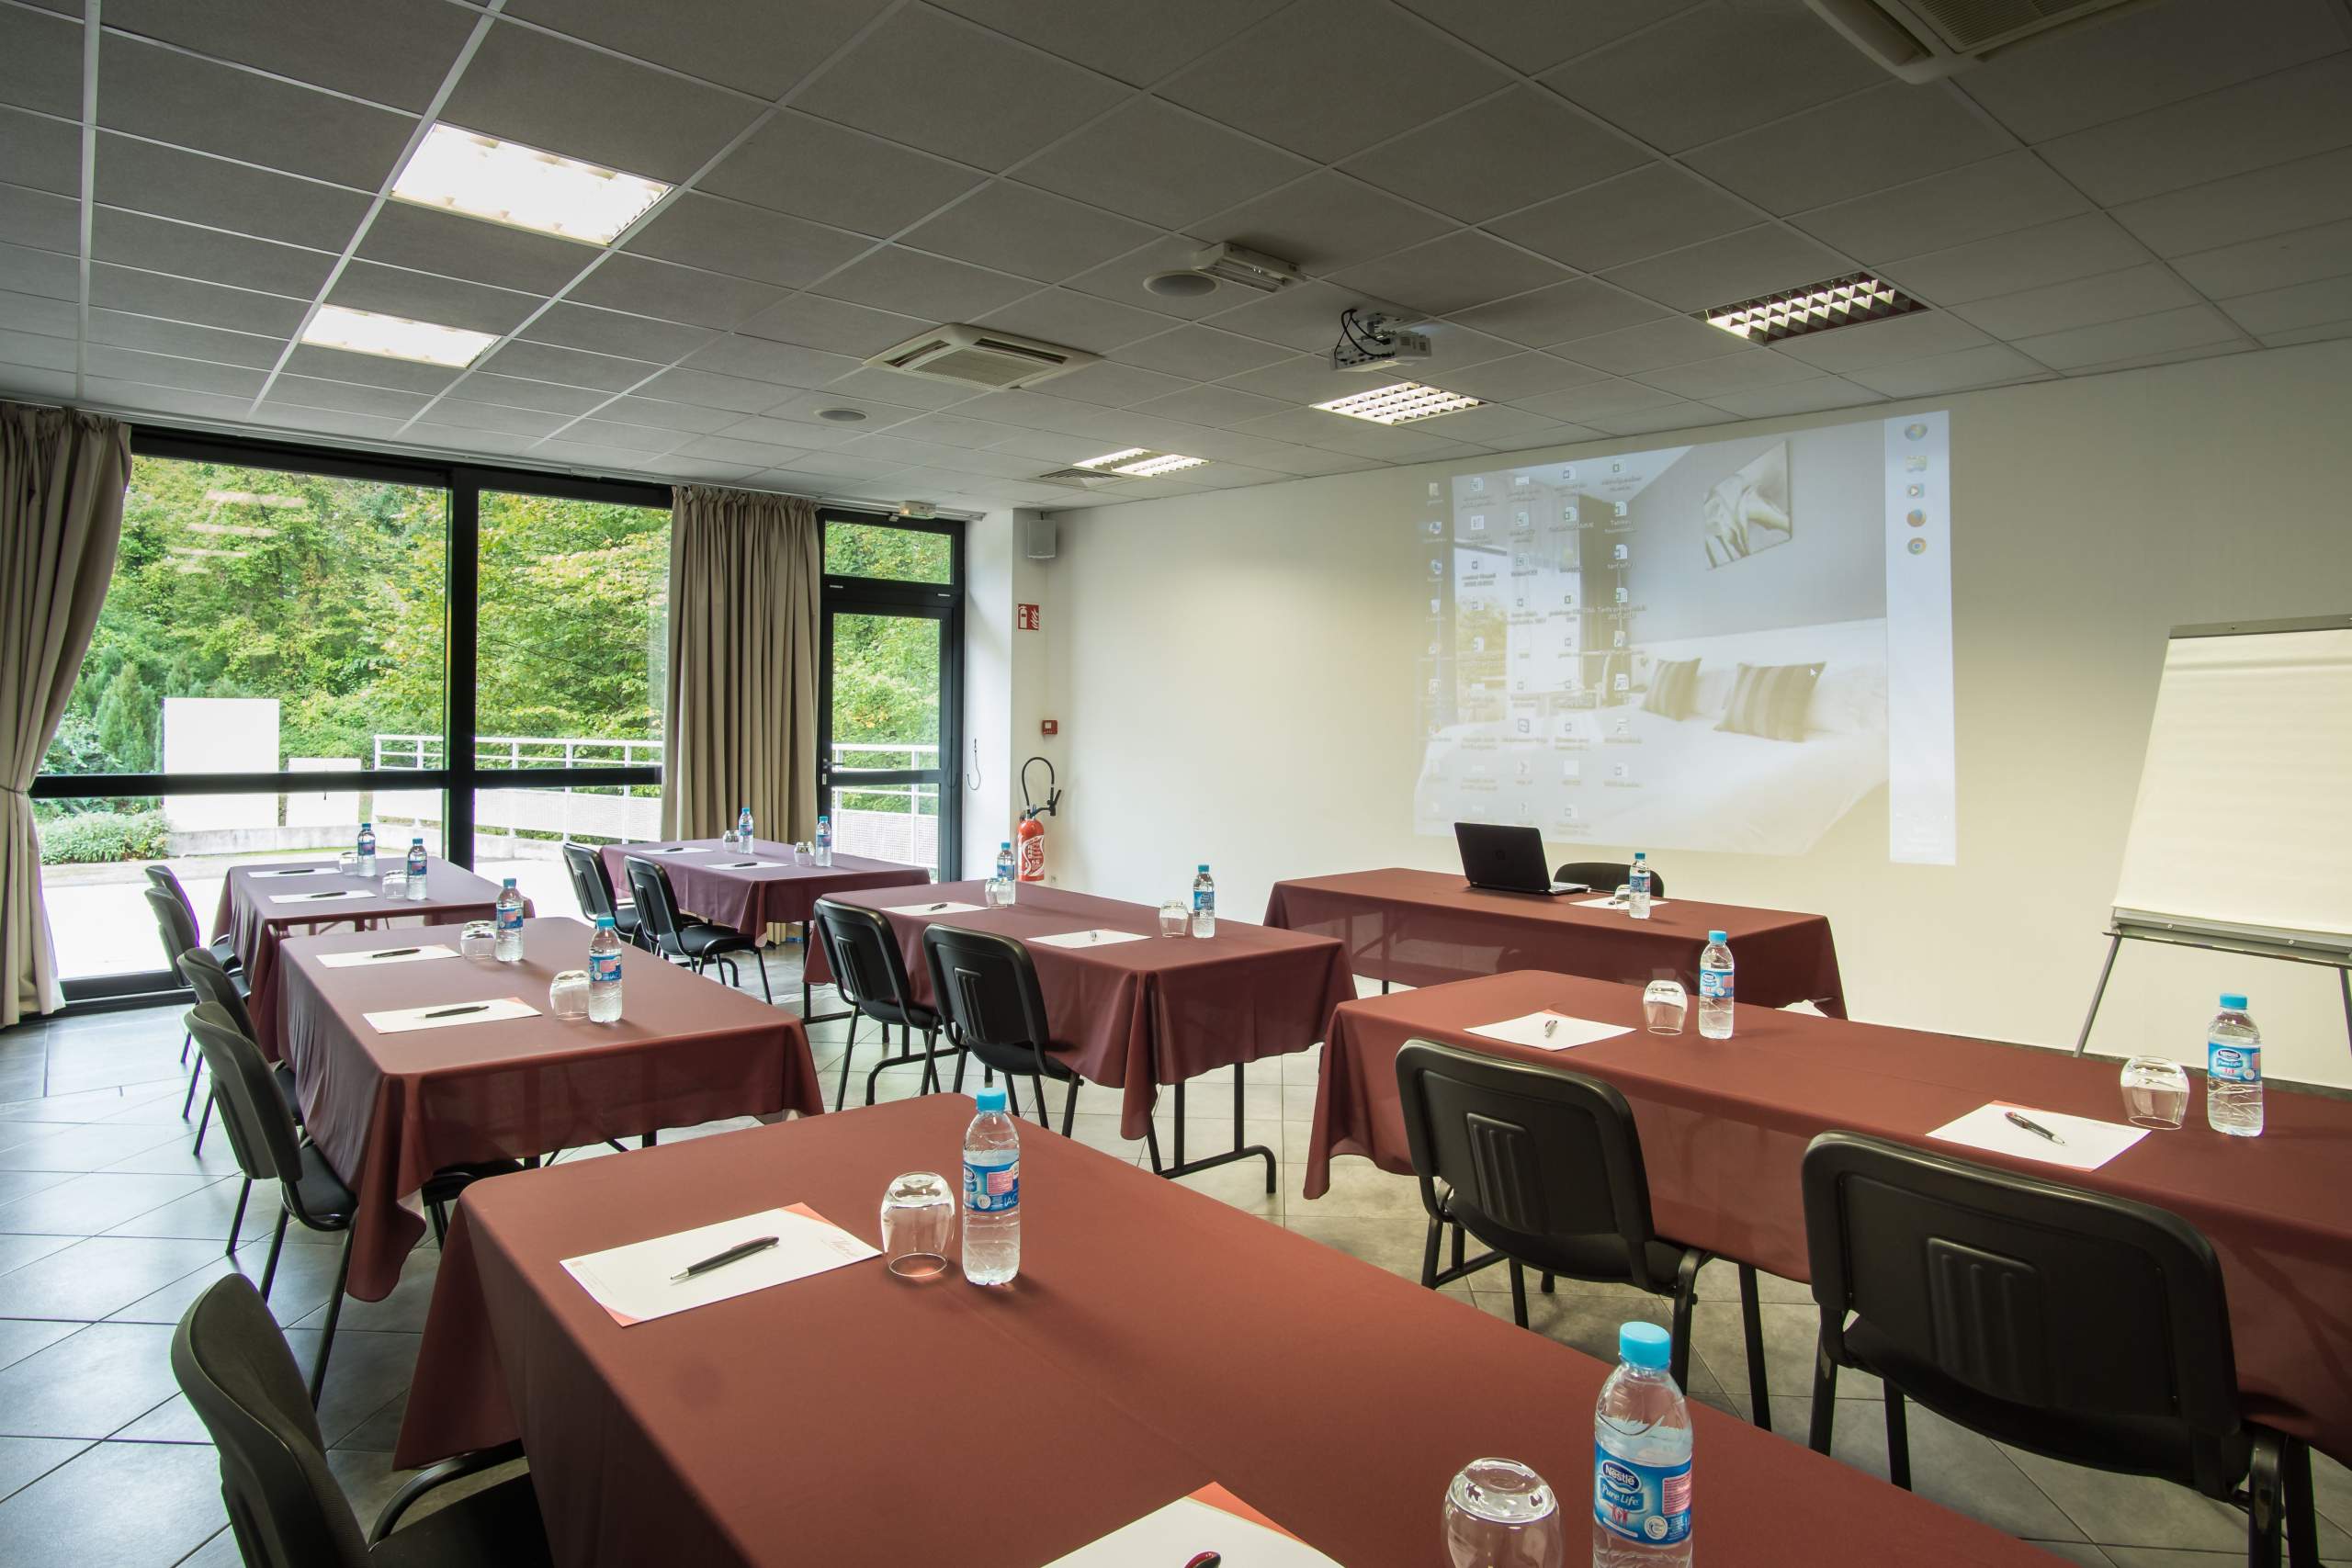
left=1801, top=1132, right=2319, bottom=1567
left=1395, top=1040, right=1770, bottom=1427
left=622, top=856, right=770, bottom=1002
left=1553, top=860, right=1668, bottom=899
left=147, top=863, right=243, bottom=976
left=811, top=897, right=947, bottom=1111
left=179, top=948, right=303, bottom=1256
left=173, top=1273, right=552, bottom=1567
left=560, top=842, right=643, bottom=950
left=922, top=924, right=1086, bottom=1137
left=147, top=885, right=250, bottom=1129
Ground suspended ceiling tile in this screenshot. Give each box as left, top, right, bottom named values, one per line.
left=98, top=36, right=417, bottom=189
left=1340, top=87, right=1648, bottom=226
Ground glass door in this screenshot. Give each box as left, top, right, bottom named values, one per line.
left=820, top=604, right=954, bottom=877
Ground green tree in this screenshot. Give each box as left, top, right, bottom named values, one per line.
left=93, top=663, right=156, bottom=773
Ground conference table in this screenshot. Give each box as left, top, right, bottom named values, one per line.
left=830, top=881, right=1352, bottom=1182
left=393, top=1096, right=2059, bottom=1568
left=1305, top=969, right=2352, bottom=1463
left=211, top=856, right=514, bottom=1061
left=277, top=917, right=821, bottom=1302
left=1263, top=865, right=1848, bottom=1013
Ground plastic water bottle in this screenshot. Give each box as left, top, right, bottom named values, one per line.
left=356, top=822, right=377, bottom=876
left=814, top=814, right=832, bottom=867
left=1627, top=852, right=1653, bottom=920
left=1594, top=1321, right=1693, bottom=1567
left=405, top=837, right=428, bottom=901
left=962, top=1087, right=1021, bottom=1285
left=1191, top=864, right=1216, bottom=938
left=736, top=804, right=754, bottom=847
left=493, top=878, right=525, bottom=963
left=1698, top=931, right=1734, bottom=1040
left=994, top=840, right=1017, bottom=906
left=587, top=914, right=624, bottom=1023
left=2207, top=992, right=2263, bottom=1137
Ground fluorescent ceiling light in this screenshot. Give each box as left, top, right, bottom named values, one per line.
left=1702, top=272, right=1926, bottom=344
left=391, top=123, right=670, bottom=245
left=1075, top=448, right=1149, bottom=468
left=300, top=304, right=497, bottom=367
left=1313, top=382, right=1485, bottom=425
left=1075, top=447, right=1208, bottom=478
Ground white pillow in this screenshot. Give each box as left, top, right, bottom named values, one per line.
left=1808, top=660, right=1887, bottom=734
left=1691, top=664, right=1736, bottom=719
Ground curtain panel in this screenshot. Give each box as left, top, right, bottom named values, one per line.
left=1, top=403, right=131, bottom=1026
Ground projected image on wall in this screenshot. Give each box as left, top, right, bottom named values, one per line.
left=1414, top=411, right=1956, bottom=863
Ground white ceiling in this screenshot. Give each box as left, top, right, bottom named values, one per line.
left=1, top=0, right=2347, bottom=513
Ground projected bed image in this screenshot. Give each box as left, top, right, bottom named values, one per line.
left=1413, top=411, right=1954, bottom=863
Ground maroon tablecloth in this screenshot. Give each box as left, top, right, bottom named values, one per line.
left=277, top=918, right=820, bottom=1302
left=210, top=858, right=514, bottom=1061
left=831, top=881, right=1351, bottom=1137
left=1306, top=969, right=2352, bottom=1464
left=597, top=839, right=928, bottom=943
left=1264, top=865, right=1846, bottom=1014
left=395, top=1097, right=2053, bottom=1568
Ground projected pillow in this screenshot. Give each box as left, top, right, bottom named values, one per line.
left=1717, top=661, right=1826, bottom=742
left=1691, top=664, right=1738, bottom=718
left=1808, top=660, right=1887, bottom=735
left=1643, top=658, right=1702, bottom=719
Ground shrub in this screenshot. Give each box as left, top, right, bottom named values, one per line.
left=38, top=810, right=172, bottom=865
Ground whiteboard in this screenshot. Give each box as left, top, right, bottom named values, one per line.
left=2111, top=618, right=2352, bottom=947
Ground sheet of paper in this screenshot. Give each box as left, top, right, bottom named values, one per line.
left=561, top=1203, right=878, bottom=1326
left=897, top=900, right=987, bottom=916
left=362, top=996, right=540, bottom=1034
left=1468, top=1010, right=1634, bottom=1051
left=1032, top=928, right=1152, bottom=949
left=268, top=889, right=373, bottom=905
left=247, top=866, right=334, bottom=878
left=316, top=944, right=458, bottom=969
left=1928, top=1101, right=2149, bottom=1171
left=1573, top=896, right=1673, bottom=909
left=636, top=845, right=709, bottom=855
left=706, top=858, right=785, bottom=870
left=1045, top=1487, right=1340, bottom=1567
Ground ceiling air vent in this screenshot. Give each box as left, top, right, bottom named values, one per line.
left=865, top=323, right=1096, bottom=389
left=1804, top=0, right=2148, bottom=81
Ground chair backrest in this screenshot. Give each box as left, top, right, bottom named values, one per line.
left=1394, top=1039, right=1675, bottom=1292
left=145, top=884, right=204, bottom=969
left=186, top=1002, right=302, bottom=1187
left=813, top=898, right=927, bottom=1026
left=178, top=947, right=256, bottom=1042
left=922, top=925, right=1052, bottom=1063
left=1801, top=1131, right=2242, bottom=1489
left=562, top=843, right=621, bottom=924
left=173, top=1273, right=371, bottom=1568
left=1554, top=860, right=1668, bottom=899
left=146, top=863, right=200, bottom=927
left=622, top=856, right=684, bottom=951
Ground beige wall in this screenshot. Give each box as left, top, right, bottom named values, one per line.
left=1036, top=338, right=2352, bottom=1087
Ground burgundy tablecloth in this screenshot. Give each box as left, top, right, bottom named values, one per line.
left=831, top=881, right=1351, bottom=1137
left=597, top=840, right=928, bottom=942
left=277, top=918, right=820, bottom=1302
left=1264, top=865, right=1846, bottom=1014
left=1306, top=969, right=2352, bottom=1464
left=395, top=1097, right=2052, bottom=1568
left=211, top=859, right=513, bottom=1061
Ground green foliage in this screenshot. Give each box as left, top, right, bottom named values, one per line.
left=38, top=809, right=170, bottom=864
left=825, top=521, right=950, bottom=584
left=94, top=664, right=157, bottom=773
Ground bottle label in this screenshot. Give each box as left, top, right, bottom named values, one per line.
left=2209, top=1042, right=2260, bottom=1083
left=964, top=1156, right=1019, bottom=1214
left=498, top=905, right=523, bottom=932
left=1594, top=1446, right=1692, bottom=1545
left=1193, top=888, right=1214, bottom=912
left=1700, top=967, right=1731, bottom=1002
left=589, top=952, right=621, bottom=985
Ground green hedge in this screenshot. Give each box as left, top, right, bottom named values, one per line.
left=39, top=810, right=171, bottom=865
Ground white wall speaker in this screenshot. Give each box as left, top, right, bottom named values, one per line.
left=1023, top=517, right=1058, bottom=560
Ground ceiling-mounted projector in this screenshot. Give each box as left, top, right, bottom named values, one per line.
left=1332, top=308, right=1432, bottom=373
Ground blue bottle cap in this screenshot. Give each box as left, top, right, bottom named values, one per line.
left=594, top=914, right=616, bottom=929
left=1620, top=1321, right=1671, bottom=1370
left=1634, top=851, right=1645, bottom=861
left=1001, top=840, right=1012, bottom=850
left=502, top=877, right=516, bottom=888
left=1198, top=863, right=1210, bottom=873
left=975, top=1087, right=1008, bottom=1113
left=2221, top=993, right=2248, bottom=1010
left=1709, top=930, right=1727, bottom=943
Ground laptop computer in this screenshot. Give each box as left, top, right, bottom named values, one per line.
left=1453, top=823, right=1588, bottom=897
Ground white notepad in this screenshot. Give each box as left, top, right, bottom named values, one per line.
left=269, top=889, right=372, bottom=905
left=362, top=996, right=539, bottom=1033
left=706, top=858, right=783, bottom=870
left=1574, top=896, right=1672, bottom=909
left=247, top=866, right=334, bottom=878
left=561, top=1204, right=878, bottom=1326
left=1032, top=928, right=1151, bottom=949
left=636, top=845, right=709, bottom=855
left=1468, top=1010, right=1633, bottom=1051
left=897, top=900, right=987, bottom=916
left=316, top=944, right=458, bottom=969
left=1928, top=1101, right=2149, bottom=1171
left=1046, top=1487, right=1341, bottom=1567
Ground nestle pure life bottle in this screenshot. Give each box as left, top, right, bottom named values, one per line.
left=962, top=1088, right=1021, bottom=1285
left=2207, top=993, right=2263, bottom=1136
left=1594, top=1321, right=1693, bottom=1567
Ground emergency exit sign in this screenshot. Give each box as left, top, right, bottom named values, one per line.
left=1017, top=603, right=1040, bottom=631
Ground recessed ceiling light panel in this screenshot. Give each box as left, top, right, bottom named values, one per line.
left=1313, top=382, right=1486, bottom=425
left=1702, top=272, right=1926, bottom=344
left=1075, top=447, right=1207, bottom=478
left=391, top=123, right=671, bottom=245
left=300, top=304, right=497, bottom=367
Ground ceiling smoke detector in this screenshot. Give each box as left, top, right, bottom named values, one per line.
left=865, top=323, right=1096, bottom=389
left=1145, top=270, right=1221, bottom=299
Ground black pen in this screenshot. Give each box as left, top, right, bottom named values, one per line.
left=368, top=947, right=421, bottom=960
left=670, top=1235, right=779, bottom=1282
left=2005, top=1110, right=2065, bottom=1145
left=423, top=1003, right=489, bottom=1020
left=1543, top=1015, right=1560, bottom=1038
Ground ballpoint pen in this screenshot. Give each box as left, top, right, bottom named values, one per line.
left=1543, top=1016, right=1559, bottom=1038
left=424, top=1003, right=490, bottom=1020
left=2004, top=1110, right=2065, bottom=1145
left=926, top=903, right=950, bottom=912
left=670, top=1235, right=780, bottom=1282
left=367, top=947, right=421, bottom=959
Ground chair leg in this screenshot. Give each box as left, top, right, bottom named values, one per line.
left=1668, top=1250, right=1702, bottom=1393
left=1142, top=1117, right=1163, bottom=1174
left=224, top=1178, right=251, bottom=1258
left=1004, top=1077, right=1023, bottom=1121
left=952, top=1046, right=969, bottom=1094
left=307, top=1231, right=356, bottom=1408
left=2248, top=1431, right=2287, bottom=1568
left=751, top=951, right=772, bottom=1003
left=182, top=1057, right=204, bottom=1119
left=1808, top=1339, right=1839, bottom=1455
left=1737, top=1263, right=1772, bottom=1432
left=429, top=1199, right=448, bottom=1247
left=181, top=1030, right=192, bottom=1066
left=1508, top=1258, right=1529, bottom=1328
left=1541, top=1272, right=1554, bottom=1294
left=834, top=1009, right=861, bottom=1112
left=193, top=1091, right=216, bottom=1155
left=2284, top=1434, right=2319, bottom=1568
left=1451, top=1219, right=1466, bottom=1275
left=1060, top=1076, right=1079, bottom=1136
left=1420, top=1213, right=1443, bottom=1289
left=1028, top=1071, right=1051, bottom=1130
left=259, top=1209, right=290, bottom=1300
left=1884, top=1388, right=1912, bottom=1492
left=919, top=1027, right=941, bottom=1095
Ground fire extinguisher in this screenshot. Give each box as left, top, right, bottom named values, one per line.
left=1016, top=756, right=1059, bottom=882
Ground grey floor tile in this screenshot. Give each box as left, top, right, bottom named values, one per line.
left=110, top=1393, right=209, bottom=1444
left=102, top=1178, right=281, bottom=1246
left=0, top=1317, right=84, bottom=1373
left=0, top=1170, right=78, bottom=1207
left=0, top=1236, right=225, bottom=1321
left=0, top=1231, right=80, bottom=1278
left=0, top=1436, right=86, bottom=1503
left=285, top=1328, right=422, bottom=1449
left=288, top=1244, right=440, bottom=1335
left=0, top=1172, right=224, bottom=1235
left=2030, top=1545, right=2115, bottom=1565
left=0, top=1123, right=191, bottom=1175
left=170, top=1528, right=240, bottom=1568
left=2004, top=1448, right=2255, bottom=1553
left=0, top=1438, right=226, bottom=1568
left=104, top=1233, right=345, bottom=1330
left=1295, top=1152, right=1424, bottom=1220
left=1783, top=1394, right=2083, bottom=1540
left=0, top=1323, right=180, bottom=1438
left=1688, top=1299, right=1881, bottom=1408
left=0, top=1083, right=185, bottom=1126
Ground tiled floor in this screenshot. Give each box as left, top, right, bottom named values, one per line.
left=1, top=957, right=2346, bottom=1566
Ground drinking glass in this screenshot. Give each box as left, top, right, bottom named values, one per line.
left=721, top=828, right=739, bottom=852
left=1442, top=1458, right=1564, bottom=1568
left=2120, top=1055, right=2191, bottom=1129
left=793, top=841, right=814, bottom=867
left=1642, top=979, right=1688, bottom=1035
left=1159, top=900, right=1188, bottom=937
left=1610, top=884, right=1633, bottom=908
left=335, top=852, right=357, bottom=874
left=379, top=872, right=408, bottom=900
left=548, top=969, right=592, bottom=1021
left=458, top=920, right=497, bottom=961
left=880, top=1172, right=955, bottom=1279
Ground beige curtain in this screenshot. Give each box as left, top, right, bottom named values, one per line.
left=2, top=403, right=131, bottom=1027
left=662, top=486, right=822, bottom=847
